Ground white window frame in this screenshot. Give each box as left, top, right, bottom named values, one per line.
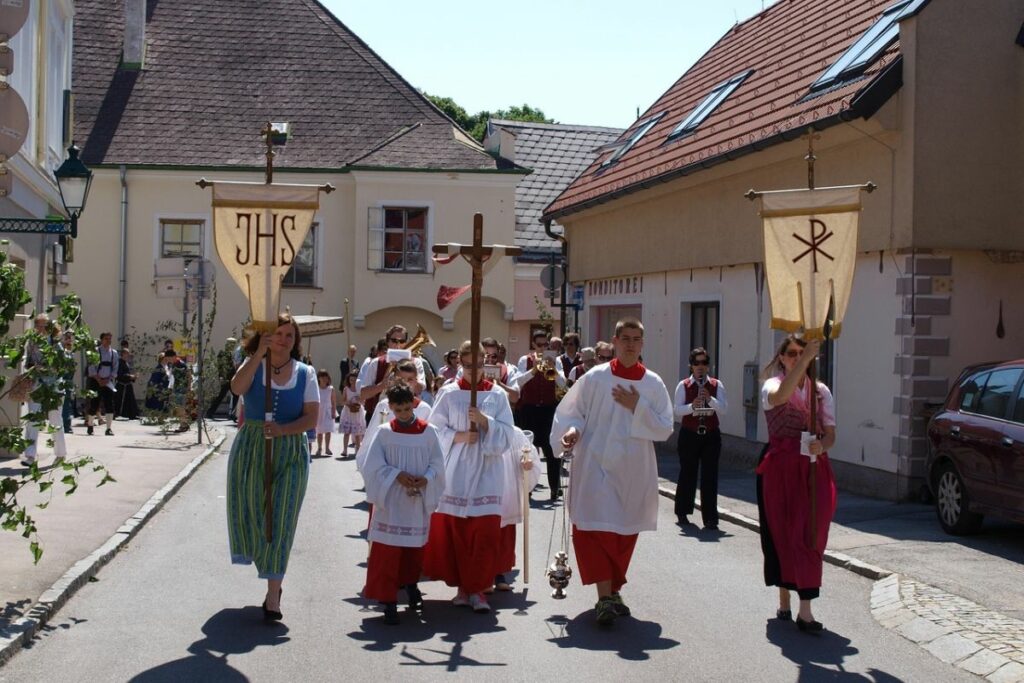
left=44, top=1, right=72, bottom=173
left=153, top=213, right=210, bottom=265
left=7, top=2, right=39, bottom=165
left=282, top=221, right=320, bottom=288
left=367, top=201, right=434, bottom=274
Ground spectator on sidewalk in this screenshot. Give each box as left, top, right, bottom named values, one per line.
left=115, top=341, right=140, bottom=420
left=21, top=314, right=68, bottom=467
left=85, top=332, right=119, bottom=436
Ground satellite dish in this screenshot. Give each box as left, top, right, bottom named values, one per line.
left=0, top=2, right=31, bottom=40
left=0, top=87, right=29, bottom=157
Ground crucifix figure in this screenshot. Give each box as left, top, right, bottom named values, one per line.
left=432, top=213, right=521, bottom=420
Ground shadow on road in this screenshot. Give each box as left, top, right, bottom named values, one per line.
left=764, top=619, right=901, bottom=681
left=544, top=611, right=680, bottom=661
left=127, top=607, right=289, bottom=682
left=346, top=591, right=523, bottom=670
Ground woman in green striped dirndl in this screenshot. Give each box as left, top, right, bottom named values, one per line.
left=228, top=313, right=318, bottom=621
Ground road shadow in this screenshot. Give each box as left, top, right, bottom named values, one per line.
left=346, top=591, right=516, bottom=670
left=127, top=607, right=289, bottom=682
left=764, top=619, right=901, bottom=681
left=544, top=610, right=680, bottom=661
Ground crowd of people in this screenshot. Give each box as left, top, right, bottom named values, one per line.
left=226, top=316, right=837, bottom=633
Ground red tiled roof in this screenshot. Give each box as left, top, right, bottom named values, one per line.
left=544, top=0, right=904, bottom=220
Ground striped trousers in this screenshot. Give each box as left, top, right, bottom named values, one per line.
left=227, top=422, right=309, bottom=580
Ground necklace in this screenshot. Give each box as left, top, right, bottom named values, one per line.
left=271, top=358, right=291, bottom=375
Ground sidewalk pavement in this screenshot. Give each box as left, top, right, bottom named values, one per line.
left=657, top=443, right=1024, bottom=682
left=0, top=417, right=226, bottom=663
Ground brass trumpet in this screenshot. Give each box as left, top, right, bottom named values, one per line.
left=534, top=352, right=558, bottom=381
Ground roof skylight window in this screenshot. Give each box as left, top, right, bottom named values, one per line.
left=668, top=70, right=753, bottom=141
left=810, top=0, right=928, bottom=92
left=601, top=113, right=665, bottom=167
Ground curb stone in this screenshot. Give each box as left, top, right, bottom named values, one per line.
left=0, top=433, right=226, bottom=666
left=870, top=574, right=1024, bottom=682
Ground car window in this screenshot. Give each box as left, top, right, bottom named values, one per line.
left=959, top=372, right=988, bottom=411
left=974, top=368, right=1023, bottom=419
left=1013, top=381, right=1024, bottom=424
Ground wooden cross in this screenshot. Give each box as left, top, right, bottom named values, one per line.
left=433, top=213, right=521, bottom=414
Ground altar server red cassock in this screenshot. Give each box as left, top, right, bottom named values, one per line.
left=360, top=389, right=445, bottom=623
left=551, top=318, right=674, bottom=625
left=423, top=342, right=515, bottom=614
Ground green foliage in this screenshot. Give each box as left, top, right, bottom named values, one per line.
left=533, top=296, right=555, bottom=335
left=0, top=248, right=114, bottom=564
left=423, top=92, right=555, bottom=142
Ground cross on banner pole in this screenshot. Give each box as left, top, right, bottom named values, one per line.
left=432, top=213, right=521, bottom=419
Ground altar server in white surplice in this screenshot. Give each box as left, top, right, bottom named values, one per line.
left=361, top=383, right=445, bottom=625
left=551, top=317, right=674, bottom=626
left=423, top=341, right=514, bottom=614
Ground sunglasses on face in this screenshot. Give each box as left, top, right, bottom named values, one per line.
left=534, top=341, right=548, bottom=347
left=597, top=355, right=613, bottom=361
left=784, top=349, right=803, bottom=358
left=388, top=337, right=407, bottom=344
left=692, top=360, right=709, bottom=366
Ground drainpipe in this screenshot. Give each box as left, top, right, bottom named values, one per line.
left=543, top=219, right=568, bottom=337
left=118, top=165, right=128, bottom=339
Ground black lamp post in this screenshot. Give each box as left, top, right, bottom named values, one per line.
left=0, top=142, right=93, bottom=238
left=53, top=143, right=93, bottom=239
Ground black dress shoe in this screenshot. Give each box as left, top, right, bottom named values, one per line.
left=796, top=617, right=824, bottom=633
left=405, top=583, right=424, bottom=610
left=776, top=609, right=792, bottom=621
left=262, top=600, right=283, bottom=621
left=382, top=602, right=400, bottom=625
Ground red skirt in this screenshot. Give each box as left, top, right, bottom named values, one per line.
left=756, top=437, right=836, bottom=593
left=364, top=542, right=424, bottom=603
left=422, top=513, right=501, bottom=594
left=572, top=526, right=638, bottom=593
left=496, top=524, right=516, bottom=575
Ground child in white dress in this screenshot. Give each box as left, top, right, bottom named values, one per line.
left=339, top=370, right=366, bottom=457
left=315, top=369, right=338, bottom=456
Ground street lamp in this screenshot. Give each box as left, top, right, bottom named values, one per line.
left=53, top=143, right=93, bottom=239
left=0, top=142, right=93, bottom=238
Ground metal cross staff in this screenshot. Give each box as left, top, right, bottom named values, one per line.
left=432, top=213, right=521, bottom=415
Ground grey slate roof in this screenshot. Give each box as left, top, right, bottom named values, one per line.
left=73, top=0, right=501, bottom=171
left=487, top=120, right=623, bottom=254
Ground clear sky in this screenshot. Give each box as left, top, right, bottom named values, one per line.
left=321, top=1, right=779, bottom=130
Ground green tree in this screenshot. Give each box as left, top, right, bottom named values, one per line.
left=0, top=246, right=115, bottom=563
left=422, top=92, right=555, bottom=142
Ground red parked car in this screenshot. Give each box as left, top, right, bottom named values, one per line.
left=926, top=360, right=1024, bottom=535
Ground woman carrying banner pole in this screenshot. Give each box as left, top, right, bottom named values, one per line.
left=756, top=335, right=836, bottom=633
left=228, top=313, right=318, bottom=621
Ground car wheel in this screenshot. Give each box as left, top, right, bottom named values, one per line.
left=934, top=462, right=984, bottom=535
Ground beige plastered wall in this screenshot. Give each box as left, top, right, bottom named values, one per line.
left=906, top=0, right=1024, bottom=250
left=69, top=167, right=519, bottom=379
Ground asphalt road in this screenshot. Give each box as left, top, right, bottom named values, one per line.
left=0, top=433, right=973, bottom=682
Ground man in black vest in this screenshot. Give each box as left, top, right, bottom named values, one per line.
left=672, top=347, right=729, bottom=529
left=515, top=330, right=567, bottom=500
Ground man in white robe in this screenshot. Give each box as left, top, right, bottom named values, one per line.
left=361, top=384, right=445, bottom=624
left=551, top=317, right=674, bottom=625
left=423, top=341, right=514, bottom=613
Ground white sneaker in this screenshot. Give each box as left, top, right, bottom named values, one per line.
left=452, top=592, right=470, bottom=607
left=468, top=593, right=490, bottom=614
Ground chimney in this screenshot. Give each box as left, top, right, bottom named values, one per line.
left=483, top=125, right=516, bottom=164
left=123, top=0, right=146, bottom=69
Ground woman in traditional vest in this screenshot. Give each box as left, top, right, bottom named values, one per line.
left=227, top=313, right=319, bottom=621
left=756, top=335, right=836, bottom=633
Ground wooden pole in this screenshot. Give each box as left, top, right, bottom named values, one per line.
left=522, top=458, right=530, bottom=584
left=469, top=214, right=483, bottom=421
left=264, top=352, right=274, bottom=542
left=807, top=357, right=818, bottom=551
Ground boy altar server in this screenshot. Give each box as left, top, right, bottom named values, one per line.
left=551, top=318, right=674, bottom=625
left=356, top=360, right=431, bottom=472
left=360, top=383, right=445, bottom=625
left=423, top=341, right=515, bottom=613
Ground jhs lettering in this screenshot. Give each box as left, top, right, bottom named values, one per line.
left=233, top=211, right=300, bottom=266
